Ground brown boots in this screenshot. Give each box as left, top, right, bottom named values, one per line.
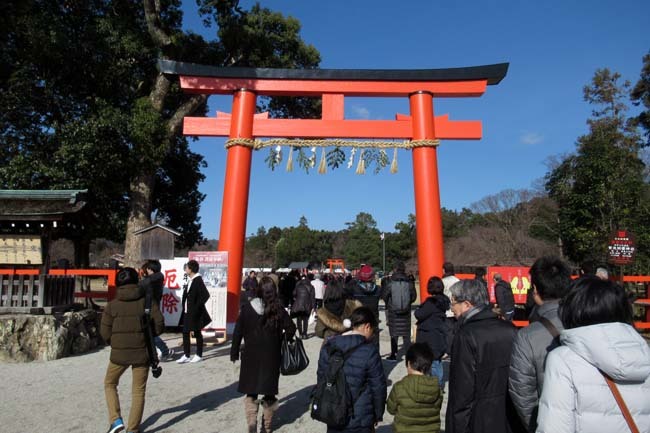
left=244, top=396, right=259, bottom=433
left=260, top=399, right=279, bottom=433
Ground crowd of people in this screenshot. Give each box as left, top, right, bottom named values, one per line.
left=99, top=257, right=650, bottom=433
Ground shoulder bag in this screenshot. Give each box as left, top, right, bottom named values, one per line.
left=280, top=334, right=309, bottom=375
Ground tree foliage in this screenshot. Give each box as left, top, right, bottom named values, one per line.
left=546, top=68, right=650, bottom=270
left=0, top=0, right=321, bottom=265
left=631, top=51, right=650, bottom=147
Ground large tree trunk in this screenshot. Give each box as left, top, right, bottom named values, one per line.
left=124, top=171, right=155, bottom=266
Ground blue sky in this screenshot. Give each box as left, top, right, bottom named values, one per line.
left=180, top=0, right=650, bottom=240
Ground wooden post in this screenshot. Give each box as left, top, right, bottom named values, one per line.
left=410, top=91, right=445, bottom=301
left=218, top=89, right=257, bottom=327
left=37, top=275, right=45, bottom=308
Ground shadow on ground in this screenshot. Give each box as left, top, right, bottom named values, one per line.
left=140, top=381, right=239, bottom=432
left=275, top=384, right=313, bottom=428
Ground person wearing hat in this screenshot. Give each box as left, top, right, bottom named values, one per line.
left=348, top=264, right=382, bottom=350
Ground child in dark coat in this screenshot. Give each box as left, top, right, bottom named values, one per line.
left=413, top=276, right=450, bottom=390
left=387, top=343, right=443, bottom=433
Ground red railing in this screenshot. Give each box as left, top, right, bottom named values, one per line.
left=1, top=268, right=118, bottom=301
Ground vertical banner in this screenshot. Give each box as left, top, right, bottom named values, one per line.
left=487, top=266, right=531, bottom=304
left=160, top=258, right=188, bottom=327
left=188, top=251, right=229, bottom=336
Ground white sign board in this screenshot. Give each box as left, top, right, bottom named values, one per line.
left=159, top=258, right=188, bottom=327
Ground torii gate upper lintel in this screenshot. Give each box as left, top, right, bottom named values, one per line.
left=159, top=60, right=508, bottom=325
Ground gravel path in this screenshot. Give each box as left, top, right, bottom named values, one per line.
left=0, top=310, right=449, bottom=433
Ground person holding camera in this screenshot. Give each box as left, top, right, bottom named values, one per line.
left=101, top=267, right=164, bottom=433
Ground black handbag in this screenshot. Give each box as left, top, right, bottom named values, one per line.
left=280, top=334, right=309, bottom=375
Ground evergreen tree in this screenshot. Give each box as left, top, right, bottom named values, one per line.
left=546, top=69, right=650, bottom=270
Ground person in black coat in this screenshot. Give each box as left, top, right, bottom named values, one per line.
left=291, top=277, right=315, bottom=338
left=381, top=262, right=417, bottom=361
left=176, top=260, right=211, bottom=364
left=316, top=306, right=387, bottom=433
left=493, top=273, right=515, bottom=321
left=231, top=277, right=296, bottom=433
left=446, top=279, right=524, bottom=433
left=139, top=259, right=174, bottom=361
left=414, top=276, right=450, bottom=390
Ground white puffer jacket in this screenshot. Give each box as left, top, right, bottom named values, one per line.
left=536, top=322, right=650, bottom=433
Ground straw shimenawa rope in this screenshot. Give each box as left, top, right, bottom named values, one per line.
left=224, top=138, right=440, bottom=149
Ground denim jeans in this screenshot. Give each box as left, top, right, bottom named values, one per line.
left=431, top=360, right=445, bottom=390
left=154, top=335, right=169, bottom=356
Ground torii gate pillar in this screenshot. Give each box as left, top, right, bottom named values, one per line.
left=218, top=90, right=256, bottom=323
left=410, top=92, right=444, bottom=292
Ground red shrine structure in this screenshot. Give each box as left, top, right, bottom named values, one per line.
left=160, top=60, right=509, bottom=325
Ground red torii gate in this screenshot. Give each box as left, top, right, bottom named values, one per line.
left=160, top=60, right=508, bottom=325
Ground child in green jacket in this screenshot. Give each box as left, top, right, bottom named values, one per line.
left=387, top=342, right=443, bottom=433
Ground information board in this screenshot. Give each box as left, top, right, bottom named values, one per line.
left=0, top=235, right=42, bottom=265
left=608, top=230, right=635, bottom=265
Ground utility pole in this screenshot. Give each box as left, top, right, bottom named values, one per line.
left=381, top=232, right=386, bottom=275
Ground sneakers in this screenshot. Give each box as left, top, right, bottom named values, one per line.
left=386, top=354, right=397, bottom=362
left=189, top=355, right=202, bottom=363
left=176, top=354, right=190, bottom=364
left=107, top=417, right=124, bottom=433
left=161, top=349, right=175, bottom=362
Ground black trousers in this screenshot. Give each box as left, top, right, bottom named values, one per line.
left=390, top=334, right=411, bottom=357
left=295, top=313, right=309, bottom=337
left=182, top=331, right=203, bottom=357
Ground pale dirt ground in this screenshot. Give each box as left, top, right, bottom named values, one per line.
left=0, top=309, right=449, bottom=433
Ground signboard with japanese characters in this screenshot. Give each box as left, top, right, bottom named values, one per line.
left=159, top=258, right=187, bottom=327
left=608, top=230, right=635, bottom=265
left=160, top=253, right=229, bottom=336
left=0, top=235, right=42, bottom=264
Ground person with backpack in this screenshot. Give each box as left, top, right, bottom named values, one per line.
left=508, top=256, right=572, bottom=432
left=387, top=343, right=443, bottom=433
left=313, top=306, right=387, bottom=433
left=414, top=276, right=450, bottom=390
left=381, top=261, right=417, bottom=361
left=101, top=267, right=164, bottom=433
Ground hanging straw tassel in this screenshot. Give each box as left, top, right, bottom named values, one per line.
left=390, top=147, right=398, bottom=174
left=355, top=149, right=366, bottom=175
left=286, top=146, right=294, bottom=172
left=318, top=148, right=327, bottom=174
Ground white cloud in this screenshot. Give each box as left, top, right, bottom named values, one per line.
left=520, top=131, right=543, bottom=145
left=351, top=105, right=370, bottom=119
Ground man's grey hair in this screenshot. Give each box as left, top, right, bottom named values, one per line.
left=449, top=279, right=489, bottom=307
left=595, top=267, right=609, bottom=280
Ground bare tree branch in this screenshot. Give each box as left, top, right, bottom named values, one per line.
left=143, top=0, right=172, bottom=48
left=167, top=94, right=208, bottom=138
left=149, top=73, right=171, bottom=111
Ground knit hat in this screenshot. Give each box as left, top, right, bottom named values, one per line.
left=358, top=265, right=374, bottom=282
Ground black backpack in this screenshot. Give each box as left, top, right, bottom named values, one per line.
left=389, top=278, right=411, bottom=313
left=310, top=344, right=364, bottom=429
